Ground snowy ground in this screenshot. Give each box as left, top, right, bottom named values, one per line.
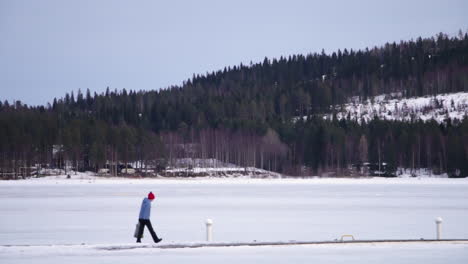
left=165, top=166, right=282, bottom=177
left=1, top=177, right=468, bottom=263
left=318, top=92, right=468, bottom=123
left=2, top=241, right=467, bottom=264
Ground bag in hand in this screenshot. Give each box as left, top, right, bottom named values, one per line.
left=134, top=222, right=143, bottom=238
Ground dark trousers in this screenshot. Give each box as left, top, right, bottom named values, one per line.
left=137, top=219, right=160, bottom=242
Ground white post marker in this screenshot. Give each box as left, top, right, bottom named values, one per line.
left=206, top=219, right=213, bottom=242
left=435, top=217, right=443, bottom=240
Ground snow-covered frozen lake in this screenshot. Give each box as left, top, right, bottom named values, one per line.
left=1, top=177, right=468, bottom=263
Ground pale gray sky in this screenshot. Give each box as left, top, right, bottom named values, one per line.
left=1, top=0, right=467, bottom=106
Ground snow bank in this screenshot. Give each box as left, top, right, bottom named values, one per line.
left=1, top=241, right=467, bottom=264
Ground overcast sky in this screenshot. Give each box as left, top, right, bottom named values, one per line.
left=1, top=0, right=467, bottom=106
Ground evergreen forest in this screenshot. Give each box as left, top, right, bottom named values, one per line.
left=1, top=32, right=467, bottom=178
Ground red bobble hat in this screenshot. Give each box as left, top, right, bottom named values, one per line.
left=148, top=192, right=155, bottom=200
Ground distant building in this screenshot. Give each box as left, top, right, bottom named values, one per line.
left=52, top=145, right=64, bottom=158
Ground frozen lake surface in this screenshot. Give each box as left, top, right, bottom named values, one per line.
left=1, top=177, right=468, bottom=263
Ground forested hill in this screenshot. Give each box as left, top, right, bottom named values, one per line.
left=1, top=32, right=468, bottom=178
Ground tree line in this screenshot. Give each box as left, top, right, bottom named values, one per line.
left=0, top=32, right=467, bottom=178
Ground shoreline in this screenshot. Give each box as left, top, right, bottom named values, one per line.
left=1, top=175, right=467, bottom=185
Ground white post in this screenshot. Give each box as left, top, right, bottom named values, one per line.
left=206, top=219, right=213, bottom=242
left=435, top=217, right=443, bottom=240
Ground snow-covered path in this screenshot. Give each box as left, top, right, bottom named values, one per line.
left=1, top=241, right=467, bottom=264
left=1, top=177, right=467, bottom=263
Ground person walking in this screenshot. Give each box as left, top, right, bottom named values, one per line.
left=136, top=191, right=162, bottom=243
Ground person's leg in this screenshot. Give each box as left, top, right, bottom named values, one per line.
left=145, top=220, right=162, bottom=243
left=136, top=219, right=145, bottom=243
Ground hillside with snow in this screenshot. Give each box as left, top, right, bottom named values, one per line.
left=321, top=92, right=468, bottom=124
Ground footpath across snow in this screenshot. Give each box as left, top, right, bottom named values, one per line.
left=1, top=241, right=467, bottom=264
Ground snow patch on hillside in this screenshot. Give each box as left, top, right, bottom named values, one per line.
left=396, top=168, right=449, bottom=178
left=165, top=166, right=281, bottom=178
left=321, top=92, right=468, bottom=123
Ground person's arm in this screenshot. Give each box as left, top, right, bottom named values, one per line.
left=139, top=200, right=147, bottom=219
